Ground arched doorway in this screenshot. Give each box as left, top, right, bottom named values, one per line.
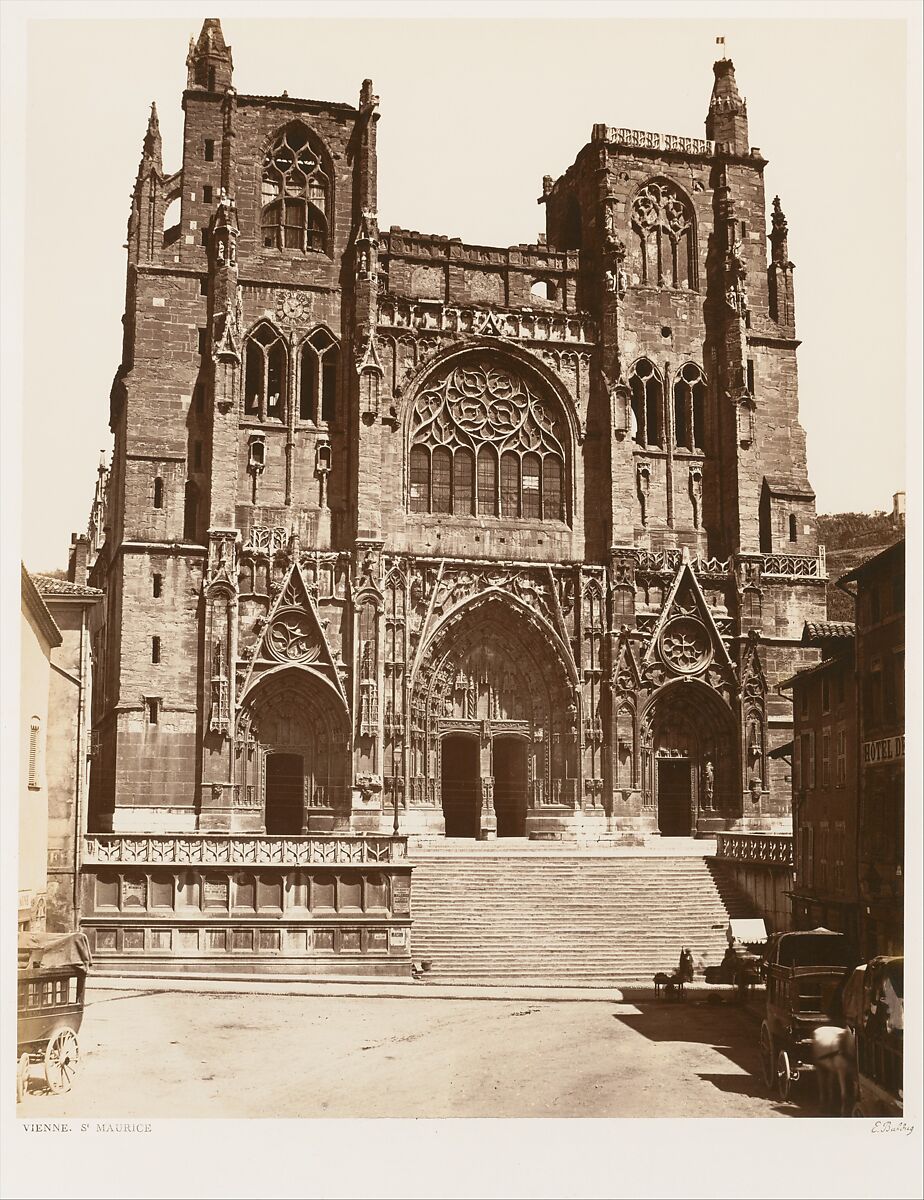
left=642, top=681, right=738, bottom=836
left=411, top=594, right=577, bottom=840
left=236, top=668, right=350, bottom=833
left=441, top=735, right=479, bottom=838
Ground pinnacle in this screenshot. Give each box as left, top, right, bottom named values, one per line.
left=196, top=18, right=228, bottom=54
left=141, top=100, right=162, bottom=167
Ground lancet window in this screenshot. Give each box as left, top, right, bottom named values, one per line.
left=244, top=323, right=287, bottom=421
left=631, top=180, right=696, bottom=289
left=408, top=359, right=567, bottom=522
left=629, top=359, right=663, bottom=449
left=261, top=125, right=330, bottom=254
left=672, top=363, right=706, bottom=451
left=299, top=328, right=339, bottom=423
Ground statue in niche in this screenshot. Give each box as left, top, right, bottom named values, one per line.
left=703, top=759, right=715, bottom=809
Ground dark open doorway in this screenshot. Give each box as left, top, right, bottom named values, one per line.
left=442, top=735, right=479, bottom=838
left=493, top=736, right=528, bottom=838
left=265, top=752, right=304, bottom=834
left=657, top=759, right=692, bottom=837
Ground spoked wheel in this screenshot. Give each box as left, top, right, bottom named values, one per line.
left=776, top=1048, right=794, bottom=1102
left=759, top=1023, right=776, bottom=1092
left=16, top=1053, right=30, bottom=1102
left=44, top=1029, right=79, bottom=1094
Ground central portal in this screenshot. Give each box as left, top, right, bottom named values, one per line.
left=657, top=759, right=692, bottom=837
left=441, top=735, right=479, bottom=838
left=493, top=737, right=527, bottom=838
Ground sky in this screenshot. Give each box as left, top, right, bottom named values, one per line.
left=7, top=10, right=914, bottom=571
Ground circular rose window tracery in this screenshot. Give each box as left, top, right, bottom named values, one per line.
left=266, top=611, right=321, bottom=664
left=659, top=617, right=712, bottom=675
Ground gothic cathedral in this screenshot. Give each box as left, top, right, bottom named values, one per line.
left=86, top=20, right=826, bottom=852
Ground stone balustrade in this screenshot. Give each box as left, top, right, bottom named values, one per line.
left=377, top=299, right=595, bottom=345
left=592, top=125, right=715, bottom=156
left=83, top=833, right=408, bottom=866
left=715, top=831, right=793, bottom=868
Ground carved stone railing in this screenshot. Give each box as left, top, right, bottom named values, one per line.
left=244, top=526, right=288, bottom=555
left=759, top=552, right=825, bottom=579
left=592, top=125, right=715, bottom=156
left=377, top=299, right=595, bottom=345
left=83, top=834, right=408, bottom=866
left=626, top=548, right=732, bottom=577
left=715, top=832, right=793, bottom=869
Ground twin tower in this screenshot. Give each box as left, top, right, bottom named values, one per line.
left=84, top=19, right=825, bottom=848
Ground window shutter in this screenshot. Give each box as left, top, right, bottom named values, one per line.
left=28, top=718, right=40, bottom=789
left=807, top=730, right=816, bottom=789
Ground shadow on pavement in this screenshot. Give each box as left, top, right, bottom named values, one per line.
left=696, top=1072, right=806, bottom=1116
left=613, top=1000, right=761, bottom=1078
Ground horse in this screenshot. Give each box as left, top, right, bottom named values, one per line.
left=811, top=1025, right=856, bottom=1116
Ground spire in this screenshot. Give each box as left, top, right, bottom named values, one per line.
left=705, top=56, right=749, bottom=153
left=142, top=102, right=162, bottom=172
left=186, top=18, right=233, bottom=92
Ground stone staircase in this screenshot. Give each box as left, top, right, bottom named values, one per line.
left=408, top=846, right=759, bottom=984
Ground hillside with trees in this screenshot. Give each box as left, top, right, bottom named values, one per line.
left=818, top=510, right=903, bottom=621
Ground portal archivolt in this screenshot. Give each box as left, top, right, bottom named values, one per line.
left=410, top=595, right=578, bottom=834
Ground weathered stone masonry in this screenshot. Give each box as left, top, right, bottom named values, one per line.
left=87, top=23, right=826, bottom=860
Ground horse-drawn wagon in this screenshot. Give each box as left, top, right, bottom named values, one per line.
left=758, top=928, right=855, bottom=1102
left=843, top=955, right=903, bottom=1118
left=17, top=931, right=92, bottom=1100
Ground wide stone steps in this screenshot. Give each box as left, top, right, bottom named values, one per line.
left=408, top=852, right=747, bottom=983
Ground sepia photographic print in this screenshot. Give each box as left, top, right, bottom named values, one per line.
left=2, top=3, right=921, bottom=1198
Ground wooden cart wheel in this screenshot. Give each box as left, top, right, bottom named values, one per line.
left=44, top=1029, right=79, bottom=1095
left=16, top=1053, right=30, bottom=1102
left=776, top=1048, right=794, bottom=1102
left=759, top=1023, right=775, bottom=1092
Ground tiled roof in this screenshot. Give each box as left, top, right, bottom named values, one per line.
left=803, top=620, right=855, bottom=641
left=33, top=574, right=103, bottom=598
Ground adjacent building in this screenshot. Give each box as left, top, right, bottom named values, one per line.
left=786, top=622, right=859, bottom=941
left=787, top=540, right=905, bottom=957
left=19, top=566, right=62, bottom=933
left=32, top=540, right=104, bottom=932
left=841, top=541, right=905, bottom=957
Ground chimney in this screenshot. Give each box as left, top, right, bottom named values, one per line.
left=69, top=534, right=90, bottom=585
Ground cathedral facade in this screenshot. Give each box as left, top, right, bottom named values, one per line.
left=87, top=20, right=827, bottom=851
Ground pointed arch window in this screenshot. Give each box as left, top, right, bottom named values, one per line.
left=408, top=359, right=568, bottom=523
left=261, top=126, right=330, bottom=254
left=299, top=329, right=339, bottom=423
left=631, top=180, right=696, bottom=289
left=629, top=359, right=663, bottom=449
left=673, top=363, right=706, bottom=451
left=244, top=323, right=287, bottom=422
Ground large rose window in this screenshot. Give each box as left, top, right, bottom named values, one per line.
left=408, top=359, right=567, bottom=522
